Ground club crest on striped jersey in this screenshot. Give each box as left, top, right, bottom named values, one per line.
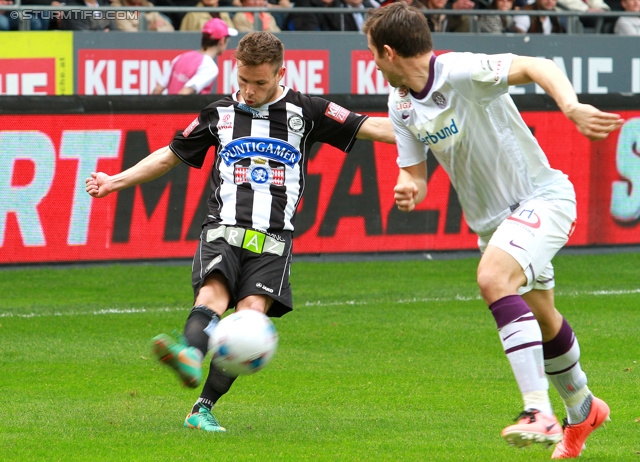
left=287, top=115, right=304, bottom=132
left=218, top=137, right=301, bottom=167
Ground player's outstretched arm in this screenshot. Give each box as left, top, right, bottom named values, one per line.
left=356, top=116, right=396, bottom=144
left=394, top=163, right=427, bottom=212
left=85, top=145, right=181, bottom=198
left=508, top=56, right=624, bottom=141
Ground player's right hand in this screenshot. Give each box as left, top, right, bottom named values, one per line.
left=394, top=182, right=419, bottom=212
left=85, top=172, right=111, bottom=198
left=565, top=102, right=624, bottom=141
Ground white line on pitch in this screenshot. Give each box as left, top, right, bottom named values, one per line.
left=2, top=288, right=639, bottom=319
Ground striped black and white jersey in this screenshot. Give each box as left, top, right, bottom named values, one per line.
left=170, top=86, right=367, bottom=233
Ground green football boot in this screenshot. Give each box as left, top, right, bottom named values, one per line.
left=151, top=332, right=203, bottom=388
left=184, top=406, right=227, bottom=432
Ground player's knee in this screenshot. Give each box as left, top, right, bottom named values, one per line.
left=477, top=266, right=511, bottom=303
left=237, top=295, right=271, bottom=313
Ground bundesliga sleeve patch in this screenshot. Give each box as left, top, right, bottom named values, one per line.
left=182, top=117, right=199, bottom=137
left=325, top=102, right=350, bottom=123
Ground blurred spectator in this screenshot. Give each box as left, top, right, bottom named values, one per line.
left=289, top=0, right=343, bottom=30
left=292, top=0, right=383, bottom=31
left=340, top=0, right=381, bottom=31
left=10, top=0, right=57, bottom=30
left=425, top=0, right=471, bottom=31
left=514, top=0, right=566, bottom=33
left=153, top=18, right=237, bottom=94
left=232, top=0, right=281, bottom=31
left=614, top=0, right=640, bottom=33
left=379, top=0, right=428, bottom=7
left=153, top=0, right=199, bottom=29
left=58, top=0, right=117, bottom=30
left=180, top=0, right=235, bottom=31
left=555, top=0, right=609, bottom=29
left=111, top=0, right=175, bottom=31
left=448, top=0, right=474, bottom=30
left=219, top=0, right=241, bottom=7
left=266, top=0, right=291, bottom=29
left=477, top=0, right=517, bottom=32
left=448, top=0, right=481, bottom=8
left=0, top=0, right=12, bottom=30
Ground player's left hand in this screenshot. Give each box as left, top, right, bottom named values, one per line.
left=566, top=102, right=624, bottom=141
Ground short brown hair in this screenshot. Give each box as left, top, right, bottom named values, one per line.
left=201, top=36, right=222, bottom=49
left=363, top=3, right=433, bottom=58
left=235, top=31, right=284, bottom=70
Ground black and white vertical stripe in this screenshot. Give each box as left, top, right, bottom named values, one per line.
left=170, top=87, right=366, bottom=233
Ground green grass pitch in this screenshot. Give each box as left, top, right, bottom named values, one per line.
left=1, top=252, right=639, bottom=461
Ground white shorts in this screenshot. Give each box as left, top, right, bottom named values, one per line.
left=477, top=198, right=577, bottom=294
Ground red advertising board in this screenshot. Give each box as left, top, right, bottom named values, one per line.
left=76, top=49, right=330, bottom=96
left=0, top=58, right=56, bottom=96
left=589, top=113, right=640, bottom=244
left=351, top=50, right=390, bottom=95
left=1, top=111, right=639, bottom=265
left=78, top=49, right=187, bottom=95
left=216, top=49, right=330, bottom=95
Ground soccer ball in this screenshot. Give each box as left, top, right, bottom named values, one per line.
left=210, top=310, right=278, bottom=376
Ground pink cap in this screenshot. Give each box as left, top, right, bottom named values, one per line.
left=202, top=18, right=238, bottom=40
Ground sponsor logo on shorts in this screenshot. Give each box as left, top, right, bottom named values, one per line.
left=509, top=240, right=526, bottom=251
left=256, top=282, right=274, bottom=293
left=242, top=229, right=266, bottom=254
left=205, top=255, right=222, bottom=272
left=507, top=209, right=541, bottom=228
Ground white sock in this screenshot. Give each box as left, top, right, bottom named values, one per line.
left=500, top=314, right=552, bottom=416
left=564, top=386, right=593, bottom=424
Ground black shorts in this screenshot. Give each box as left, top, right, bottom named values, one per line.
left=191, top=224, right=294, bottom=318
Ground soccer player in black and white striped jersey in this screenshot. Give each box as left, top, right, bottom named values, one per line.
left=86, top=31, right=395, bottom=432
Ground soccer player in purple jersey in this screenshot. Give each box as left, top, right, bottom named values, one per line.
left=86, top=32, right=395, bottom=432
left=363, top=3, right=623, bottom=459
